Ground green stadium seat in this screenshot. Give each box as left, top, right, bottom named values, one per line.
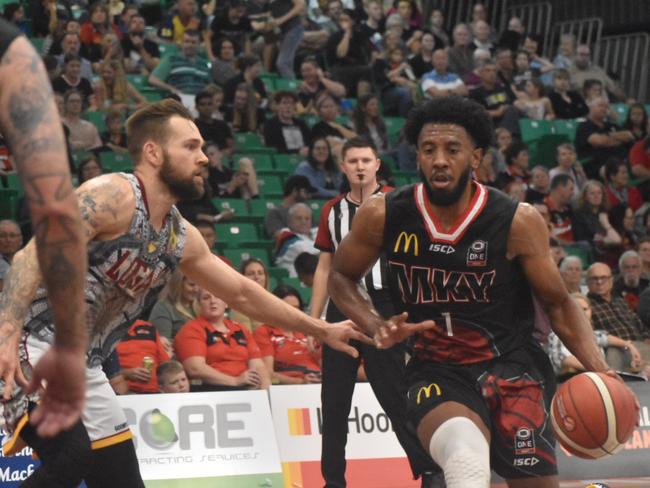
left=249, top=198, right=283, bottom=219
left=99, top=152, right=133, bottom=172
left=519, top=119, right=553, bottom=143
left=0, top=189, right=19, bottom=220
left=215, top=222, right=259, bottom=247
left=307, top=199, right=328, bottom=222
left=335, top=115, right=351, bottom=126
left=223, top=247, right=271, bottom=269
left=564, top=244, right=593, bottom=269
left=300, top=114, right=319, bottom=128
left=280, top=277, right=312, bottom=305
left=29, top=38, right=45, bottom=54
left=259, top=73, right=279, bottom=92
left=384, top=117, right=405, bottom=134
left=268, top=266, right=289, bottom=281
left=127, top=74, right=149, bottom=90
left=610, top=103, right=629, bottom=123
left=234, top=132, right=265, bottom=151
left=212, top=198, right=248, bottom=217
left=257, top=174, right=284, bottom=197
left=274, top=154, right=303, bottom=172
left=4, top=172, right=22, bottom=191
left=535, top=134, right=570, bottom=168
left=142, top=89, right=166, bottom=102
left=393, top=174, right=411, bottom=187
left=274, top=78, right=301, bottom=92
left=85, top=111, right=107, bottom=133
left=234, top=153, right=274, bottom=171
left=552, top=119, right=578, bottom=142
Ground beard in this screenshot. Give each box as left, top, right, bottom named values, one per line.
left=160, top=149, right=205, bottom=201
left=419, top=165, right=472, bottom=206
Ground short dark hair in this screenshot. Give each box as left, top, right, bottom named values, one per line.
left=283, top=175, right=314, bottom=196
left=274, top=90, right=298, bottom=104
left=504, top=141, right=528, bottom=166
left=156, top=360, right=185, bottom=385
left=294, top=252, right=318, bottom=277
left=126, top=99, right=194, bottom=163
left=550, top=173, right=573, bottom=190
left=404, top=96, right=493, bottom=150
left=604, top=157, right=626, bottom=182
left=239, top=54, right=260, bottom=72
left=195, top=90, right=212, bottom=106
left=272, top=284, right=304, bottom=311
left=63, top=53, right=81, bottom=65
left=341, top=136, right=378, bottom=160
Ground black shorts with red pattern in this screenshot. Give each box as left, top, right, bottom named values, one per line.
left=405, top=343, right=558, bottom=479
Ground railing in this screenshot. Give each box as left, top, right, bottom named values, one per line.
left=545, top=17, right=603, bottom=60
left=598, top=32, right=650, bottom=103
left=505, top=2, right=552, bottom=51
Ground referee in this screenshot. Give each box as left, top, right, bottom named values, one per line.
left=311, top=137, right=443, bottom=487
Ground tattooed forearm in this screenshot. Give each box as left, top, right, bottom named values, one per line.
left=0, top=243, right=42, bottom=334
left=0, top=36, right=88, bottom=351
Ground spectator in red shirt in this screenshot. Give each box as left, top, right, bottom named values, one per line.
left=80, top=1, right=122, bottom=63
left=629, top=136, right=650, bottom=200
left=604, top=158, right=643, bottom=212
left=254, top=285, right=321, bottom=384
left=175, top=289, right=270, bottom=391
left=116, top=320, right=171, bottom=393
left=544, top=173, right=576, bottom=244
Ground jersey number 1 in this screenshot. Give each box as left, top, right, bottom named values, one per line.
left=442, top=312, right=453, bottom=337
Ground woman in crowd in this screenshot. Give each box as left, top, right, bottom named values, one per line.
left=52, top=54, right=95, bottom=108
left=100, top=108, right=128, bottom=152
left=224, top=82, right=265, bottom=133
left=408, top=31, right=436, bottom=78
left=232, top=258, right=270, bottom=332
left=62, top=89, right=102, bottom=152
left=80, top=0, right=121, bottom=63
left=548, top=143, right=587, bottom=197
left=311, top=95, right=357, bottom=141
left=148, top=270, right=198, bottom=341
left=254, top=285, right=321, bottom=384
left=353, top=94, right=389, bottom=152
left=547, top=293, right=643, bottom=377
left=76, top=155, right=103, bottom=185
left=94, top=59, right=146, bottom=111
left=294, top=137, right=344, bottom=198
left=204, top=144, right=259, bottom=199
left=175, top=289, right=269, bottom=391
left=604, top=158, right=643, bottom=212
left=624, top=103, right=649, bottom=142
left=211, top=38, right=239, bottom=87
left=572, top=180, right=622, bottom=262
left=548, top=69, right=588, bottom=119
left=514, top=78, right=555, bottom=120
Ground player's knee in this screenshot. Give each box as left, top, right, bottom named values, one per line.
left=428, top=417, right=490, bottom=488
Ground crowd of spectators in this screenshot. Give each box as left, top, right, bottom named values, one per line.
left=1, top=0, right=649, bottom=394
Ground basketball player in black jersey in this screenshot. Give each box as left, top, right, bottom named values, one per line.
left=328, top=97, right=614, bottom=488
left=0, top=19, right=88, bottom=439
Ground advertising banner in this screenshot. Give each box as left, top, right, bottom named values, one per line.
left=269, top=383, right=419, bottom=488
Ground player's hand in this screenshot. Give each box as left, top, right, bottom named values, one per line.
left=603, top=368, right=641, bottom=426
left=320, top=320, right=373, bottom=358
left=375, top=312, right=436, bottom=349
left=0, top=325, right=28, bottom=401
left=26, top=345, right=86, bottom=437
left=239, top=369, right=261, bottom=388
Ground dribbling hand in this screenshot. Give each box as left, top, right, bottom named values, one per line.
left=0, top=326, right=28, bottom=401
left=26, top=345, right=86, bottom=437
left=375, top=312, right=436, bottom=349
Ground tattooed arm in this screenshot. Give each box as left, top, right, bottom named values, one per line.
left=0, top=28, right=87, bottom=435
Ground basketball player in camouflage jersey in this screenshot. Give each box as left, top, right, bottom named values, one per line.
left=0, top=99, right=370, bottom=487
left=328, top=97, right=614, bottom=488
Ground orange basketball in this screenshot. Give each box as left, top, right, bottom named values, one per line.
left=550, top=372, right=639, bottom=459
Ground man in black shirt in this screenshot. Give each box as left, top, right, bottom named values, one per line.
left=208, top=0, right=252, bottom=57
left=194, top=91, right=234, bottom=154
left=326, top=9, right=372, bottom=97
left=223, top=54, right=267, bottom=107
left=263, top=91, right=311, bottom=154
left=575, top=97, right=635, bottom=179
left=469, top=59, right=519, bottom=135
left=121, top=14, right=160, bottom=74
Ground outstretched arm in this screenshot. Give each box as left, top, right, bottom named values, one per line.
left=509, top=203, right=609, bottom=372
left=180, top=223, right=372, bottom=357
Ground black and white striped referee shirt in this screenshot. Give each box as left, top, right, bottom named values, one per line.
left=314, top=186, right=392, bottom=292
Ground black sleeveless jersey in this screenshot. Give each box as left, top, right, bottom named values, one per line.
left=383, top=182, right=535, bottom=365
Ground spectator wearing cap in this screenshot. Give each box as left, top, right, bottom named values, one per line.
left=223, top=54, right=268, bottom=107
left=263, top=91, right=312, bottom=155
left=265, top=175, right=315, bottom=238
left=149, top=29, right=211, bottom=95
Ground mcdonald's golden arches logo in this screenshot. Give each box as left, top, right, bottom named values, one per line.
left=416, top=383, right=442, bottom=404
left=394, top=232, right=419, bottom=256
